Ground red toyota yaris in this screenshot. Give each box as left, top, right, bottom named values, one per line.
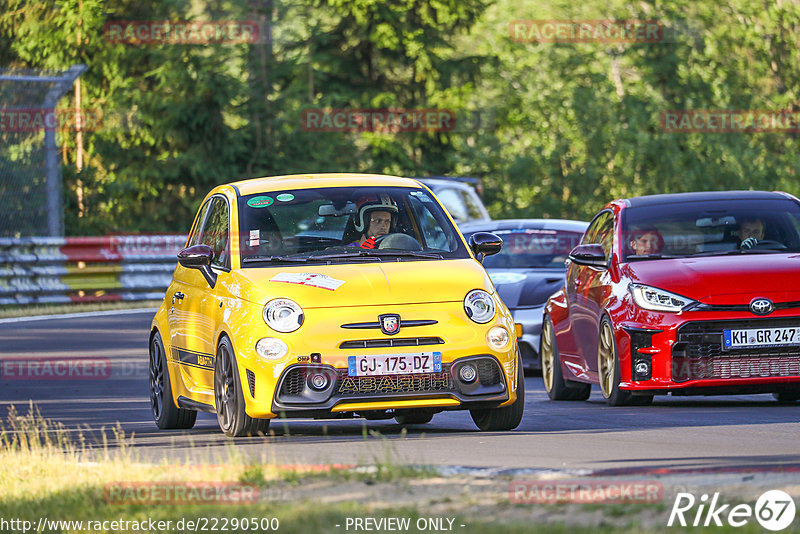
left=542, top=191, right=800, bottom=405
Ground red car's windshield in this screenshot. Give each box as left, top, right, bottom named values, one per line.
left=621, top=198, right=800, bottom=260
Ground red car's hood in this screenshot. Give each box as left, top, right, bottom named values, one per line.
left=622, top=253, right=800, bottom=304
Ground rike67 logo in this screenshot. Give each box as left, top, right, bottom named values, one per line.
left=668, top=490, right=796, bottom=531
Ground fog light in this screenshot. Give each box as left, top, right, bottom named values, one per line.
left=459, top=363, right=478, bottom=383
left=634, top=360, right=650, bottom=376
left=255, top=337, right=288, bottom=360
left=486, top=326, right=510, bottom=350
left=308, top=373, right=329, bottom=390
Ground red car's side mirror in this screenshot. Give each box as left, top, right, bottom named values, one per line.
left=568, top=244, right=608, bottom=268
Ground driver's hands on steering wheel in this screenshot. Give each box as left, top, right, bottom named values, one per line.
left=360, top=236, right=377, bottom=249
left=740, top=237, right=759, bottom=249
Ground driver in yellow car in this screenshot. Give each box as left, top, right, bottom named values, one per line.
left=349, top=194, right=399, bottom=248
left=356, top=211, right=393, bottom=248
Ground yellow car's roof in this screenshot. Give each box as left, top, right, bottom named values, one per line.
left=229, top=173, right=422, bottom=196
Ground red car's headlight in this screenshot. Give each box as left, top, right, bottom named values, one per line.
left=629, top=284, right=696, bottom=312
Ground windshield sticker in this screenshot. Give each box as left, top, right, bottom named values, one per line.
left=276, top=193, right=294, bottom=202
left=247, top=195, right=273, bottom=208
left=248, top=229, right=259, bottom=247
left=270, top=272, right=346, bottom=291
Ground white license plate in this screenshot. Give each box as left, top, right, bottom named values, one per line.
left=723, top=327, right=800, bottom=349
left=348, top=352, right=442, bottom=377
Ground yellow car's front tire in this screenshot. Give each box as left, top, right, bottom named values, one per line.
left=470, top=354, right=525, bottom=431
left=214, top=336, right=271, bottom=437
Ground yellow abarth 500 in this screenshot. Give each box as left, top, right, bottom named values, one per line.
left=149, top=173, right=524, bottom=436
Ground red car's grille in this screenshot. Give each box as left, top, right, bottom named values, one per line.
left=673, top=354, right=800, bottom=381
left=673, top=319, right=800, bottom=382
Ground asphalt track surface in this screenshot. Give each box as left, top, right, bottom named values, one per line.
left=2, top=310, right=799, bottom=474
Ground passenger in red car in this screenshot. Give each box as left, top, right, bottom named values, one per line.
left=628, top=226, right=663, bottom=255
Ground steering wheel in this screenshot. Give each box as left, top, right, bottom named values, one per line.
left=374, top=233, right=423, bottom=251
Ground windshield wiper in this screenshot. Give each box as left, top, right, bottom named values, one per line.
left=307, top=250, right=443, bottom=261
left=304, top=251, right=385, bottom=261
left=626, top=253, right=681, bottom=261
left=687, top=249, right=781, bottom=258
left=241, top=255, right=309, bottom=264
left=362, top=250, right=444, bottom=260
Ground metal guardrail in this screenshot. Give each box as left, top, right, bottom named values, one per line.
left=0, top=235, right=186, bottom=305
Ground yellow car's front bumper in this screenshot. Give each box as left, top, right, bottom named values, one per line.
left=230, top=299, right=519, bottom=419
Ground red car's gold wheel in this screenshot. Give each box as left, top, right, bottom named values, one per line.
left=541, top=319, right=555, bottom=393
left=598, top=321, right=615, bottom=399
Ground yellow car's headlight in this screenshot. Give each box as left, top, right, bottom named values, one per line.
left=487, top=326, right=510, bottom=350
left=255, top=337, right=289, bottom=359
left=263, top=298, right=304, bottom=332
left=464, top=289, right=496, bottom=323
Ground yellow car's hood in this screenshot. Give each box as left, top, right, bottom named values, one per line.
left=228, top=258, right=493, bottom=308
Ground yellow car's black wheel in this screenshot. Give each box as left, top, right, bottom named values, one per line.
left=394, top=409, right=434, bottom=425
left=150, top=331, right=196, bottom=429
left=541, top=316, right=591, bottom=401
left=214, top=336, right=270, bottom=437
left=470, top=354, right=525, bottom=431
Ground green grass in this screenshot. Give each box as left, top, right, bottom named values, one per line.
left=0, top=405, right=794, bottom=533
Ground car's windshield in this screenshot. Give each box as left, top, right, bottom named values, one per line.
left=621, top=198, right=800, bottom=261
left=466, top=228, right=584, bottom=269
left=237, top=186, right=469, bottom=265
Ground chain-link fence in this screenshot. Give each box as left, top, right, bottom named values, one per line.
left=0, top=65, right=86, bottom=237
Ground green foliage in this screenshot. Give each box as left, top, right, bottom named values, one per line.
left=1, top=0, right=800, bottom=233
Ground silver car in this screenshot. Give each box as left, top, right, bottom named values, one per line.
left=416, top=177, right=490, bottom=225
left=461, top=219, right=589, bottom=372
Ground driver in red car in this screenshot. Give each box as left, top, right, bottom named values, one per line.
left=628, top=225, right=664, bottom=255
left=349, top=194, right=398, bottom=248
left=739, top=217, right=766, bottom=249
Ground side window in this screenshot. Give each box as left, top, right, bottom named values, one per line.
left=458, top=188, right=485, bottom=220
left=188, top=199, right=213, bottom=246
left=582, top=211, right=614, bottom=257
left=198, top=197, right=230, bottom=269
left=409, top=195, right=454, bottom=251
left=435, top=188, right=468, bottom=222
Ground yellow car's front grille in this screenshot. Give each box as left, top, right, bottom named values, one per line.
left=338, top=337, right=444, bottom=349
left=334, top=368, right=454, bottom=396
